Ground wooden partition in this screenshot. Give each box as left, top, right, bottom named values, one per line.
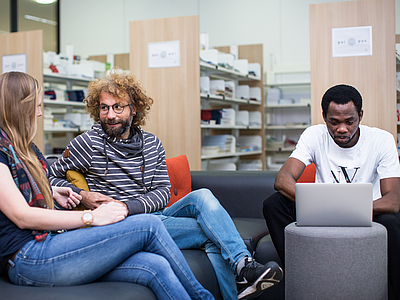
left=0, top=30, right=44, bottom=150
left=129, top=16, right=201, bottom=170
left=310, top=0, right=396, bottom=138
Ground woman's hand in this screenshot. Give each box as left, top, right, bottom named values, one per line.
left=91, top=201, right=128, bottom=226
left=52, top=186, right=82, bottom=210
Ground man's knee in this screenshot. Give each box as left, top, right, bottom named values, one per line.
left=263, top=192, right=283, bottom=215
left=374, top=213, right=400, bottom=233
left=185, top=188, right=218, bottom=207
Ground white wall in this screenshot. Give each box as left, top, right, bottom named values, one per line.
left=61, top=0, right=400, bottom=72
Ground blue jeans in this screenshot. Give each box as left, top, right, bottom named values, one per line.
left=7, top=214, right=213, bottom=300
left=156, top=188, right=251, bottom=300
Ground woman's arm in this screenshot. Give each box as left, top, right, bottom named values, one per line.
left=0, top=164, right=127, bottom=230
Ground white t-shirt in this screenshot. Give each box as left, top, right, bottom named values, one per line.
left=290, top=124, right=400, bottom=200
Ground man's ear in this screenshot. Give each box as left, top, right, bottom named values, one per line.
left=359, top=110, right=363, bottom=122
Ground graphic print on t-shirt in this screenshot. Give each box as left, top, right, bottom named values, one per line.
left=330, top=166, right=361, bottom=183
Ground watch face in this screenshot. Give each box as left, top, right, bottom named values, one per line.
left=83, top=212, right=92, bottom=222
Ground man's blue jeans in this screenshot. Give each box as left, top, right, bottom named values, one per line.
left=156, top=188, right=251, bottom=300
left=7, top=214, right=213, bottom=300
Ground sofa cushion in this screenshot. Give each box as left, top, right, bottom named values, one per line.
left=166, top=155, right=191, bottom=207
left=66, top=170, right=90, bottom=191
left=62, top=155, right=192, bottom=208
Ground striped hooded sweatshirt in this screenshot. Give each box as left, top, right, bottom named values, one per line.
left=49, top=122, right=171, bottom=215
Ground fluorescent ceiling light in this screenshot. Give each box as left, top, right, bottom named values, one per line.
left=35, top=0, right=56, bottom=4
left=24, top=15, right=58, bottom=26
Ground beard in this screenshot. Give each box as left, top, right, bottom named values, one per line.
left=100, top=115, right=133, bottom=138
left=332, top=128, right=359, bottom=147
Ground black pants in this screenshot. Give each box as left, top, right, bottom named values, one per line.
left=263, top=192, right=400, bottom=300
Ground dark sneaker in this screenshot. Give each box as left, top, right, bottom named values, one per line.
left=237, top=259, right=283, bottom=300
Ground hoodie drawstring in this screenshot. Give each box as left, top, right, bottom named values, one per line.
left=103, top=139, right=109, bottom=175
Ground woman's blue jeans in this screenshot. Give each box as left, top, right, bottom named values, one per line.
left=7, top=214, right=213, bottom=300
left=156, top=188, right=251, bottom=300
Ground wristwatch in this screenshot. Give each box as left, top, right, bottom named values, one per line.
left=81, top=210, right=93, bottom=226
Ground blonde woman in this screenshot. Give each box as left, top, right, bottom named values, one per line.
left=0, top=71, right=213, bottom=300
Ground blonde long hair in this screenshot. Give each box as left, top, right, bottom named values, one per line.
left=0, top=72, right=53, bottom=209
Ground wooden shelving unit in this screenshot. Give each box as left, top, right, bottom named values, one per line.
left=201, top=44, right=265, bottom=170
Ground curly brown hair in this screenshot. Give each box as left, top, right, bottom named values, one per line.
left=85, top=70, right=153, bottom=127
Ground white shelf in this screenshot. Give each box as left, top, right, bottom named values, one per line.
left=44, top=73, right=91, bottom=85
left=44, top=127, right=80, bottom=133
left=201, top=124, right=262, bottom=130
left=201, top=93, right=261, bottom=106
left=266, top=103, right=311, bottom=109
left=266, top=147, right=296, bottom=152
left=201, top=150, right=262, bottom=160
left=266, top=124, right=309, bottom=130
left=44, top=100, right=86, bottom=107
left=265, top=81, right=310, bottom=87
left=200, top=61, right=261, bottom=81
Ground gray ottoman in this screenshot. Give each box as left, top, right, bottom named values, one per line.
left=285, top=222, right=387, bottom=300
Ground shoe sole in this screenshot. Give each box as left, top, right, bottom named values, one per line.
left=237, top=264, right=283, bottom=300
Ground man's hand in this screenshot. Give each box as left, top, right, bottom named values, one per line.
left=79, top=190, right=114, bottom=209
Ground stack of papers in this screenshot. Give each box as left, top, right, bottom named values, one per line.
left=202, top=134, right=236, bottom=154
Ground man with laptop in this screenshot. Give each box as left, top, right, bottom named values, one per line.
left=263, top=84, right=400, bottom=300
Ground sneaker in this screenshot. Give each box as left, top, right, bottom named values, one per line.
left=236, top=259, right=283, bottom=300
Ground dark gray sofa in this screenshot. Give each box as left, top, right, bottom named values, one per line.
left=0, top=170, right=283, bottom=300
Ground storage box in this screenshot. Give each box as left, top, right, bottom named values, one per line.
left=210, top=80, right=225, bottom=96
left=200, top=76, right=210, bottom=94
left=224, top=81, right=235, bottom=98
left=236, top=110, right=249, bottom=126
left=249, top=87, right=261, bottom=101
left=248, top=63, right=261, bottom=78
left=236, top=85, right=249, bottom=99
left=200, top=49, right=218, bottom=65
left=218, top=53, right=234, bottom=69
left=249, top=111, right=262, bottom=126
left=234, top=59, right=248, bottom=75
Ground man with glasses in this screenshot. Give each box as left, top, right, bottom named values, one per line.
left=49, top=70, right=283, bottom=300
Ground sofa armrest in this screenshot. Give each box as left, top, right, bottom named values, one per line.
left=190, top=170, right=278, bottom=219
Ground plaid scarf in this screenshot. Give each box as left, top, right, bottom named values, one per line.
left=0, top=127, right=49, bottom=208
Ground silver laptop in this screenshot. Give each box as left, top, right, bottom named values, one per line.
left=295, top=183, right=373, bottom=227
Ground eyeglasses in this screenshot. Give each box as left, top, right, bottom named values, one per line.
left=98, top=104, right=130, bottom=115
